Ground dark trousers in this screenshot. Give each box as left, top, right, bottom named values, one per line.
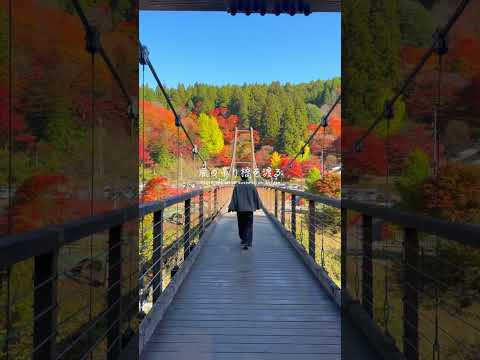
left=237, top=211, right=253, bottom=246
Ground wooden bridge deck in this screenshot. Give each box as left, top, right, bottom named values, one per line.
left=141, top=211, right=378, bottom=360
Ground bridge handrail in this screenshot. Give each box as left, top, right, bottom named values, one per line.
left=0, top=186, right=223, bottom=267
left=261, top=185, right=480, bottom=360
left=263, top=185, right=480, bottom=248
left=0, top=185, right=231, bottom=360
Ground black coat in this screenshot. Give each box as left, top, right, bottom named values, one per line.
left=228, top=182, right=261, bottom=212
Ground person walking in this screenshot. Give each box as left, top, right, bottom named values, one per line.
left=228, top=173, right=261, bottom=250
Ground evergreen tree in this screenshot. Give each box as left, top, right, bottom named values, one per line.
left=263, top=94, right=282, bottom=139
left=279, top=99, right=299, bottom=155
left=306, top=103, right=322, bottom=124
left=249, top=85, right=268, bottom=131
left=342, top=0, right=376, bottom=126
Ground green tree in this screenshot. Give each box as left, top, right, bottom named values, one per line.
left=395, top=148, right=430, bottom=209
left=297, top=143, right=311, bottom=162
left=198, top=113, right=224, bottom=158
left=248, top=85, right=268, bottom=130
left=229, top=87, right=250, bottom=128
left=306, top=167, right=322, bottom=192
left=170, top=83, right=188, bottom=109
left=342, top=0, right=378, bottom=126
left=398, top=0, right=435, bottom=47
left=306, top=104, right=323, bottom=124
left=373, top=89, right=407, bottom=137
left=279, top=99, right=301, bottom=155
left=263, top=94, right=282, bottom=139
left=216, top=86, right=233, bottom=108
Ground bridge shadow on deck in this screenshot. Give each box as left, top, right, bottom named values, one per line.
left=142, top=211, right=379, bottom=360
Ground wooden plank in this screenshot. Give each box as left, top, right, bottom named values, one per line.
left=141, top=210, right=377, bottom=360
left=147, top=334, right=339, bottom=344
left=142, top=353, right=340, bottom=360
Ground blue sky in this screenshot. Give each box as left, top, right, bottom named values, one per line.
left=140, top=11, right=340, bottom=88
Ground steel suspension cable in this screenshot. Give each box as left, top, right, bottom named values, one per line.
left=139, top=43, right=210, bottom=174
left=284, top=95, right=341, bottom=173
left=71, top=0, right=136, bottom=120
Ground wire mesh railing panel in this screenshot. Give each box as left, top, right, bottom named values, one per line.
left=259, top=187, right=342, bottom=293
left=417, top=233, right=480, bottom=360
left=315, top=203, right=341, bottom=287
left=345, top=210, right=363, bottom=302
left=1, top=259, right=34, bottom=360
left=56, top=234, right=108, bottom=360
left=374, top=223, right=405, bottom=353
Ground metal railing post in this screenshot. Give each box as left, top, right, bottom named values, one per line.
left=362, top=214, right=373, bottom=317
left=107, top=224, right=122, bottom=360
left=308, top=200, right=316, bottom=259
left=274, top=190, right=278, bottom=218
left=404, top=227, right=419, bottom=360
left=199, top=192, right=205, bottom=237
left=33, top=250, right=58, bottom=360
left=184, top=199, right=191, bottom=258
left=281, top=192, right=286, bottom=226
left=291, top=194, right=297, bottom=238
left=152, top=210, right=163, bottom=303
left=341, top=207, right=347, bottom=295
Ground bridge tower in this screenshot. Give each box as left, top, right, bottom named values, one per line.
left=229, top=127, right=257, bottom=183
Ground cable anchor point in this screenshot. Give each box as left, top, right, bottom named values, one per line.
left=128, top=99, right=138, bottom=121
left=320, top=116, right=328, bottom=128
left=139, top=45, right=149, bottom=65
left=85, top=26, right=100, bottom=54
left=175, top=115, right=182, bottom=127
left=354, top=141, right=363, bottom=153
left=384, top=101, right=395, bottom=120
left=433, top=28, right=448, bottom=56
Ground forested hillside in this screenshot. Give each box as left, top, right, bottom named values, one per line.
left=139, top=78, right=341, bottom=195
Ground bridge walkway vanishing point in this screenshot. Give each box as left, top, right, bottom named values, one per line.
left=141, top=210, right=379, bottom=360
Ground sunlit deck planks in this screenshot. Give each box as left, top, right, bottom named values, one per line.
left=141, top=210, right=375, bottom=360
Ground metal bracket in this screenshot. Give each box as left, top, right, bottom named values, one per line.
left=321, top=116, right=328, bottom=128
left=139, top=45, right=149, bottom=65
left=384, top=101, right=395, bottom=119
left=433, top=28, right=448, bottom=55
left=128, top=100, right=138, bottom=121
left=175, top=115, right=182, bottom=127
left=354, top=141, right=363, bottom=153
left=85, top=27, right=100, bottom=54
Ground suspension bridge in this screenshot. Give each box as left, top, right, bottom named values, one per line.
left=1, top=0, right=479, bottom=360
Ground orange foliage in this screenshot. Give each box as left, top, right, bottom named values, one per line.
left=214, top=108, right=239, bottom=144
left=419, top=163, right=480, bottom=223
left=314, top=172, right=341, bottom=198
left=141, top=177, right=179, bottom=202
left=341, top=126, right=387, bottom=176
left=280, top=157, right=304, bottom=179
